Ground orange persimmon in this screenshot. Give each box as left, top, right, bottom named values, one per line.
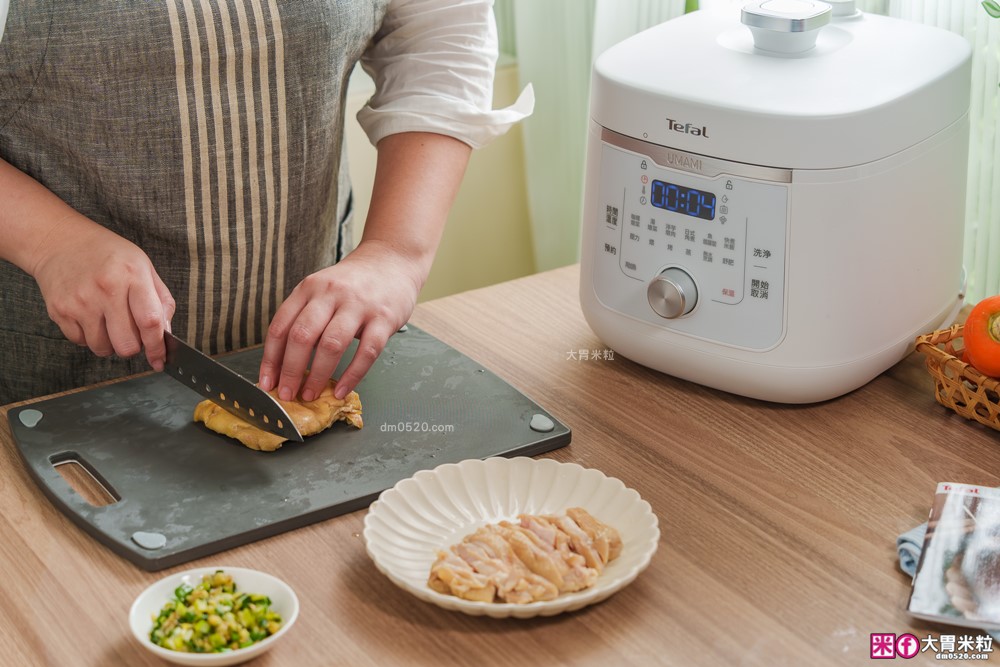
left=964, top=295, right=1000, bottom=377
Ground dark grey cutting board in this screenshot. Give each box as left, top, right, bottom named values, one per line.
left=8, top=325, right=570, bottom=570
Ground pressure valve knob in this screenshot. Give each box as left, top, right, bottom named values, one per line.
left=741, top=0, right=832, bottom=54
left=647, top=268, right=698, bottom=319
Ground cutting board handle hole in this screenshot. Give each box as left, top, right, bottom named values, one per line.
left=50, top=454, right=120, bottom=507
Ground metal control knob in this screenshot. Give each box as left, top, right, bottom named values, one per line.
left=647, top=268, right=698, bottom=319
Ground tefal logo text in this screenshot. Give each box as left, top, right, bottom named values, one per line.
left=666, top=118, right=709, bottom=137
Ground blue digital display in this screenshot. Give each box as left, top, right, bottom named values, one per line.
left=650, top=180, right=716, bottom=221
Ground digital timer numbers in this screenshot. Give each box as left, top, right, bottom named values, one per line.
left=650, top=180, right=717, bottom=221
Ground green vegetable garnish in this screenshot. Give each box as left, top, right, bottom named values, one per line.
left=150, top=570, right=282, bottom=653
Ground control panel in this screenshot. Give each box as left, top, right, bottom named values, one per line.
left=592, top=131, right=790, bottom=350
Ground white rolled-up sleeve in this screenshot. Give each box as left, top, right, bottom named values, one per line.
left=0, top=0, right=10, bottom=46
left=357, top=0, right=534, bottom=150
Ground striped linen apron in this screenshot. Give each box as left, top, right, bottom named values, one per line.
left=0, top=0, right=389, bottom=403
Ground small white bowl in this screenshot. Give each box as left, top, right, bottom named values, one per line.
left=129, top=566, right=299, bottom=666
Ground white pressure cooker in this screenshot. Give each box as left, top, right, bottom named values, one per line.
left=579, top=0, right=972, bottom=403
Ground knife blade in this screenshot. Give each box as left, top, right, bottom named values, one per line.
left=162, top=332, right=304, bottom=442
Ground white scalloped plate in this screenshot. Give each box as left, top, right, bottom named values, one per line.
left=363, top=457, right=660, bottom=619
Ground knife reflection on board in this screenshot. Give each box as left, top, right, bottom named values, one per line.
left=162, top=331, right=304, bottom=442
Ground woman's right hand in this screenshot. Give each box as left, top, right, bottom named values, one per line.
left=29, top=216, right=176, bottom=371
left=0, top=157, right=175, bottom=370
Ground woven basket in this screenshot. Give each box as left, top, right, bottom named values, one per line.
left=915, top=324, right=1000, bottom=431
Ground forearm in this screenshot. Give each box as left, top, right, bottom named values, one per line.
left=357, top=131, right=472, bottom=286
left=0, top=157, right=99, bottom=276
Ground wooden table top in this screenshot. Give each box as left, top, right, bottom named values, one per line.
left=2, top=264, right=997, bottom=667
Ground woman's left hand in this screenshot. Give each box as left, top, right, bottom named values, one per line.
left=259, top=131, right=471, bottom=402
left=258, top=239, right=422, bottom=401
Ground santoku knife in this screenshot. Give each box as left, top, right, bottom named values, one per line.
left=163, top=331, right=304, bottom=442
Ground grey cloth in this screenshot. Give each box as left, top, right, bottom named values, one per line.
left=897, top=522, right=927, bottom=578
left=0, top=0, right=389, bottom=403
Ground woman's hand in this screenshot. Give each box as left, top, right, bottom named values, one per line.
left=30, top=217, right=176, bottom=370
left=258, top=131, right=472, bottom=401
left=258, top=240, right=422, bottom=402
left=0, top=158, right=174, bottom=370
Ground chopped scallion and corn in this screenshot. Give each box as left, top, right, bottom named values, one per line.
left=150, top=570, right=282, bottom=653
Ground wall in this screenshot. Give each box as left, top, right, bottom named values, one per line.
left=343, top=59, right=536, bottom=302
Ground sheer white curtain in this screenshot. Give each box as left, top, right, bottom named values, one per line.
left=509, top=1, right=595, bottom=271
left=507, top=0, right=686, bottom=271
left=881, top=1, right=1000, bottom=301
